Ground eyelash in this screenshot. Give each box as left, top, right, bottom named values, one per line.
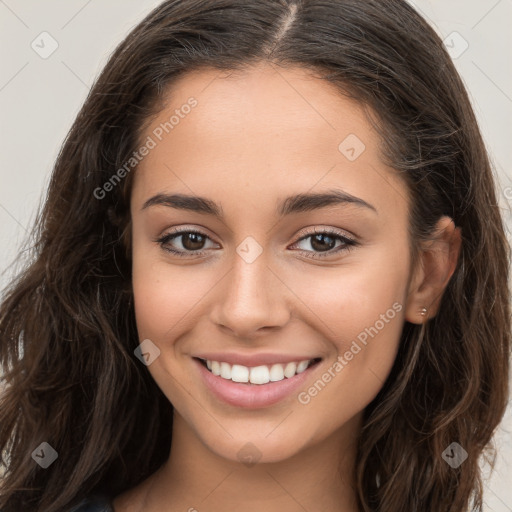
left=155, top=227, right=359, bottom=260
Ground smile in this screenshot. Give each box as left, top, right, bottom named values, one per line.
left=193, top=356, right=323, bottom=409
left=197, top=357, right=321, bottom=385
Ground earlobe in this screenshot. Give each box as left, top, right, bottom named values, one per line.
left=405, top=216, right=462, bottom=324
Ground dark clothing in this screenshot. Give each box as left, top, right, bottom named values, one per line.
left=69, top=494, right=114, bottom=512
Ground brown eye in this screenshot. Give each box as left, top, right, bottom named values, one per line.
left=289, top=229, right=358, bottom=259
left=180, top=232, right=207, bottom=251
left=309, top=233, right=337, bottom=252
left=156, top=229, right=218, bottom=257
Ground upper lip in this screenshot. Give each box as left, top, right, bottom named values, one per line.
left=193, top=352, right=322, bottom=367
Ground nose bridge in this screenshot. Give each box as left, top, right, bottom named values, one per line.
left=212, top=243, right=290, bottom=337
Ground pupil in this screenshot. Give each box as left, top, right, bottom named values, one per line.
left=311, top=234, right=335, bottom=252
left=183, top=233, right=205, bottom=250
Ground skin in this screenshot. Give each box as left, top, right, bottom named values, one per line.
left=112, top=62, right=461, bottom=512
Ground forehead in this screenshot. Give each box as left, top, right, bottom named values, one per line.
left=131, top=63, right=409, bottom=222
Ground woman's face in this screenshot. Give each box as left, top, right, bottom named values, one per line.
left=130, top=63, right=414, bottom=464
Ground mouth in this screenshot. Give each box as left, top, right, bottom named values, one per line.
left=194, top=356, right=322, bottom=385
left=193, top=356, right=323, bottom=409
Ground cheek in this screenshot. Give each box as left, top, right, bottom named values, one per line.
left=132, top=263, right=215, bottom=341
left=290, top=249, right=409, bottom=432
left=290, top=245, right=408, bottom=428
left=287, top=242, right=409, bottom=349
left=131, top=234, right=215, bottom=341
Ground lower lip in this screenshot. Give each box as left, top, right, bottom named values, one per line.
left=194, top=358, right=320, bottom=409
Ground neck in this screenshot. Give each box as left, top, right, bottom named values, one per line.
left=143, top=411, right=362, bottom=512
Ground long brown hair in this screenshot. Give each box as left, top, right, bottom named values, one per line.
left=1, top=1, right=510, bottom=510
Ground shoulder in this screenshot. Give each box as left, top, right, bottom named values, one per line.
left=69, top=494, right=114, bottom=512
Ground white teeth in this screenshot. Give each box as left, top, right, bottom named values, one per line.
left=202, top=358, right=317, bottom=384
left=211, top=360, right=221, bottom=376
left=249, top=365, right=270, bottom=385
left=284, top=362, right=297, bottom=378
left=269, top=364, right=284, bottom=381
left=231, top=364, right=249, bottom=383
left=220, top=362, right=231, bottom=379
left=296, top=360, right=309, bottom=373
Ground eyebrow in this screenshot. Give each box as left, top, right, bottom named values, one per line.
left=141, top=189, right=377, bottom=218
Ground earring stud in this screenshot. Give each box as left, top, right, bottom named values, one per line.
left=419, top=307, right=428, bottom=317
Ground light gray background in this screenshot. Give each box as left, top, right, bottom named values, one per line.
left=0, top=1, right=511, bottom=509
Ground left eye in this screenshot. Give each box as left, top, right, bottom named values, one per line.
left=290, top=231, right=356, bottom=257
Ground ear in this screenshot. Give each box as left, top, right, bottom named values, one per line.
left=404, top=216, right=462, bottom=324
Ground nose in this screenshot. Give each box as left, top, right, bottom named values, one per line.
left=210, top=251, right=291, bottom=339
